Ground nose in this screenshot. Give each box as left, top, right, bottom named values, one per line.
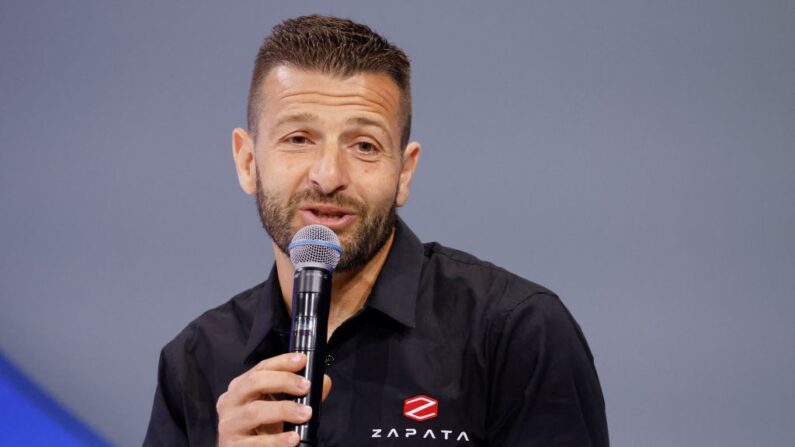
left=307, top=142, right=350, bottom=195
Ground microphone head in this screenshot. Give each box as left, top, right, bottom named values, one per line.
left=288, top=225, right=343, bottom=271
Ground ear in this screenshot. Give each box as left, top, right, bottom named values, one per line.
left=396, top=141, right=421, bottom=207
left=232, top=128, right=257, bottom=195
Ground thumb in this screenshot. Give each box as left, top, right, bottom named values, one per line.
left=321, top=374, right=333, bottom=402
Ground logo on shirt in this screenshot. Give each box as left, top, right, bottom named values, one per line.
left=370, top=394, right=471, bottom=442
left=403, top=395, right=438, bottom=421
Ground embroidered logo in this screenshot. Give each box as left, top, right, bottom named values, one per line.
left=403, top=395, right=438, bottom=422
left=370, top=395, right=470, bottom=442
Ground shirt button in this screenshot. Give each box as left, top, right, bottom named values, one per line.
left=324, top=354, right=335, bottom=367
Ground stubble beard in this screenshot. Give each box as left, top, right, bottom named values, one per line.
left=255, top=176, right=397, bottom=272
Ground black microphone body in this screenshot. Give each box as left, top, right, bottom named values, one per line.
left=284, top=266, right=332, bottom=446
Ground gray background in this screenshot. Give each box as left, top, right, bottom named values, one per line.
left=1, top=1, right=793, bottom=446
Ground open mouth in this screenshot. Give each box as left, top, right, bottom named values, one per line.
left=310, top=210, right=346, bottom=218
left=300, top=205, right=356, bottom=227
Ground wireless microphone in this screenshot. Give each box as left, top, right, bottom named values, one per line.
left=284, top=224, right=342, bottom=446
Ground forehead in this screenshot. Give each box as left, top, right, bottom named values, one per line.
left=257, top=66, right=402, bottom=133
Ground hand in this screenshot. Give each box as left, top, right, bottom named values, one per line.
left=216, top=352, right=332, bottom=446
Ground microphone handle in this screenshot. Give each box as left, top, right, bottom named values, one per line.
left=285, top=267, right=331, bottom=446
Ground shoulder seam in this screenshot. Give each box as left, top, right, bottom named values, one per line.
left=426, top=244, right=514, bottom=276
left=486, top=291, right=559, bottom=352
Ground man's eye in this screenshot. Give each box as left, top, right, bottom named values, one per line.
left=355, top=141, right=377, bottom=153
left=287, top=135, right=309, bottom=144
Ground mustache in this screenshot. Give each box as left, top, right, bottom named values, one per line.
left=287, top=189, right=366, bottom=214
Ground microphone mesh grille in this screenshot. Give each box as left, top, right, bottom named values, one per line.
left=288, top=225, right=342, bottom=270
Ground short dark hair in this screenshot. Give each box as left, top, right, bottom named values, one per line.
left=247, top=15, right=412, bottom=148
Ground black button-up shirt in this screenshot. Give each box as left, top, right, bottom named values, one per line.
left=145, top=219, right=608, bottom=446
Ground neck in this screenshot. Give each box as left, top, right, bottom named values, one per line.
left=274, top=230, right=395, bottom=336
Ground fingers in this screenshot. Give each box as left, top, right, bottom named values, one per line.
left=252, top=352, right=307, bottom=373
left=236, top=431, right=300, bottom=447
left=216, top=353, right=332, bottom=447
left=220, top=354, right=310, bottom=407
left=243, top=370, right=310, bottom=401
left=220, top=399, right=312, bottom=435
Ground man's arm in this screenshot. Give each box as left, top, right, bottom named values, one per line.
left=144, top=348, right=189, bottom=446
left=486, top=292, right=609, bottom=446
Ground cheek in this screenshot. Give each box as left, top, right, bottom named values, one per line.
left=357, top=166, right=400, bottom=204
left=258, top=156, right=306, bottom=195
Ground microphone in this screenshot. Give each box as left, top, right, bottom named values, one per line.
left=284, top=225, right=342, bottom=446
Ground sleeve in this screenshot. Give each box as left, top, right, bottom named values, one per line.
left=485, top=292, right=609, bottom=446
left=143, top=348, right=190, bottom=447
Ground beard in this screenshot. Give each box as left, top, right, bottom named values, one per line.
left=255, top=177, right=397, bottom=271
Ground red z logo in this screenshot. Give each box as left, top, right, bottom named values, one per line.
left=403, top=395, right=438, bottom=422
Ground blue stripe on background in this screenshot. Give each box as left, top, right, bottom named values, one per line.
left=0, top=352, right=111, bottom=446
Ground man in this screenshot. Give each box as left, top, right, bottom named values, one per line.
left=145, top=15, right=608, bottom=447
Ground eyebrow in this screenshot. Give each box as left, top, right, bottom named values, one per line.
left=345, top=116, right=391, bottom=138
left=274, top=112, right=320, bottom=128
left=273, top=113, right=393, bottom=140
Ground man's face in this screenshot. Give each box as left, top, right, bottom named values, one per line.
left=240, top=66, right=419, bottom=271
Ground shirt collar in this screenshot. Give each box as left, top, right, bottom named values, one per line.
left=243, top=217, right=424, bottom=362
left=364, top=217, right=423, bottom=328
left=243, top=266, right=288, bottom=363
